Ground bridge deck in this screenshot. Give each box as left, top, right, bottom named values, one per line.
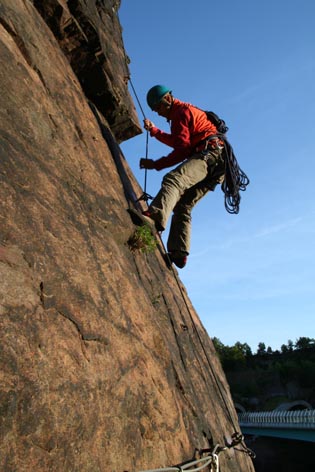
left=238, top=410, right=315, bottom=442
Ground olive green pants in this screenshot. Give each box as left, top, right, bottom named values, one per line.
left=148, top=148, right=225, bottom=254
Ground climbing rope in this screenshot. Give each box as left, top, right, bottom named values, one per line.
left=159, top=228, right=241, bottom=433
left=129, top=79, right=146, bottom=120
left=135, top=434, right=255, bottom=472
left=138, top=454, right=216, bottom=472
left=129, top=79, right=153, bottom=203
left=118, top=39, right=153, bottom=202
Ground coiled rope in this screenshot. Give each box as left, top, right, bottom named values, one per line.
left=220, top=137, right=249, bottom=214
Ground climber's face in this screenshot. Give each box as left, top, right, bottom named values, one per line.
left=153, top=101, right=169, bottom=117
left=153, top=93, right=173, bottom=118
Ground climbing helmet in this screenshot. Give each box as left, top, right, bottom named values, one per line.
left=146, top=85, right=171, bottom=110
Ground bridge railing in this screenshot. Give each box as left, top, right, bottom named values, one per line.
left=238, top=410, right=315, bottom=430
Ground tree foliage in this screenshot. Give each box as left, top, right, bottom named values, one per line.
left=212, top=336, right=315, bottom=409
left=212, top=337, right=315, bottom=362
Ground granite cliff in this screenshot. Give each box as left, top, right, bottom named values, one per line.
left=0, top=1, right=255, bottom=471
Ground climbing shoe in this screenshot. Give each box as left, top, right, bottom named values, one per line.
left=141, top=210, right=164, bottom=232
left=127, top=208, right=164, bottom=233
left=168, top=251, right=188, bottom=269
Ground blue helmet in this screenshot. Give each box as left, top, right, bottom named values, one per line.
left=146, top=85, right=171, bottom=110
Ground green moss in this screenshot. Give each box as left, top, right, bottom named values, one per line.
left=128, top=225, right=157, bottom=254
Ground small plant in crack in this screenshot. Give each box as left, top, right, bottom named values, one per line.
left=128, top=225, right=157, bottom=254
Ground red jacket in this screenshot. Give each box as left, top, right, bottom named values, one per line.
left=150, top=98, right=218, bottom=170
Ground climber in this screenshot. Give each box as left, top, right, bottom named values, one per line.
left=135, top=85, right=226, bottom=269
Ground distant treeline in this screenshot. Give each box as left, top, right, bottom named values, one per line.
left=212, top=336, right=315, bottom=369
left=212, top=337, right=315, bottom=409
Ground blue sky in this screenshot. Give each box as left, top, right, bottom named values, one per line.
left=119, top=0, right=315, bottom=352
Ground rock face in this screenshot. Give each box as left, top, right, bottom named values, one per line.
left=0, top=1, right=255, bottom=471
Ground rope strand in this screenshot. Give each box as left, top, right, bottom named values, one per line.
left=129, top=78, right=146, bottom=120
left=132, top=435, right=255, bottom=472
left=156, top=233, right=240, bottom=434
left=129, top=78, right=152, bottom=202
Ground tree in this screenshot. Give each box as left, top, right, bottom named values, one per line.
left=295, top=337, right=315, bottom=350
left=281, top=340, right=294, bottom=353
left=212, top=338, right=249, bottom=370
left=212, top=337, right=225, bottom=355
left=287, top=339, right=294, bottom=351
left=257, top=342, right=266, bottom=355
left=234, top=341, right=252, bottom=358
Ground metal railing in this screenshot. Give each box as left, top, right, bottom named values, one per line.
left=238, top=409, right=315, bottom=430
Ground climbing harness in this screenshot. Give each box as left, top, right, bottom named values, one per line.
left=199, top=133, right=249, bottom=215
left=133, top=433, right=255, bottom=472
left=203, top=111, right=249, bottom=214
left=197, top=110, right=250, bottom=214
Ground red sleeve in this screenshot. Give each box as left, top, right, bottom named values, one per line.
left=150, top=107, right=193, bottom=170
left=150, top=127, right=174, bottom=147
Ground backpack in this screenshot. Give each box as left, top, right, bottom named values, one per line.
left=205, top=110, right=249, bottom=214
left=205, top=111, right=229, bottom=134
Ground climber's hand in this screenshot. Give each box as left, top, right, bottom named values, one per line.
left=140, top=158, right=155, bottom=170
left=143, top=119, right=154, bottom=131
